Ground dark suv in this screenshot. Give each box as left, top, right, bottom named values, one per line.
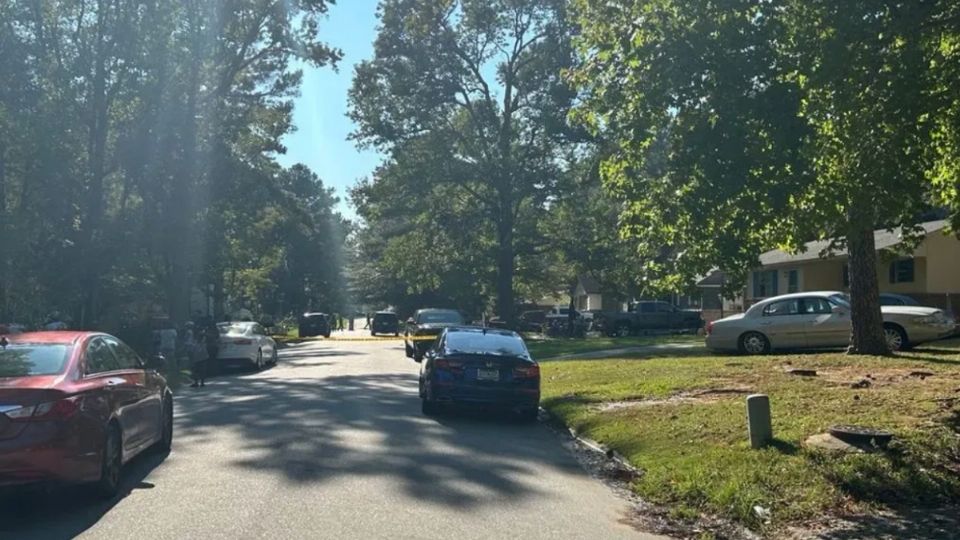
left=371, top=311, right=400, bottom=336
left=298, top=313, right=331, bottom=338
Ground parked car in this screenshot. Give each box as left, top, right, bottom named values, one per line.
left=298, top=312, right=331, bottom=338
left=0, top=331, right=172, bottom=497
left=879, top=293, right=921, bottom=306
left=216, top=322, right=278, bottom=370
left=418, top=327, right=539, bottom=421
left=371, top=311, right=400, bottom=336
left=0, top=323, right=26, bottom=335
left=705, top=291, right=956, bottom=354
left=518, top=310, right=546, bottom=332
left=594, top=301, right=703, bottom=337
left=404, top=309, right=465, bottom=361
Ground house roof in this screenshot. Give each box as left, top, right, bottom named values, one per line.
left=759, top=220, right=948, bottom=267
left=696, top=270, right=726, bottom=288
left=577, top=274, right=602, bottom=294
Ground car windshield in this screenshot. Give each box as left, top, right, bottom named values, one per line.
left=829, top=294, right=851, bottom=308
left=445, top=332, right=529, bottom=357
left=218, top=323, right=251, bottom=336
left=417, top=311, right=463, bottom=324
left=0, top=344, right=71, bottom=377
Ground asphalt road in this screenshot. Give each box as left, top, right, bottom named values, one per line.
left=0, top=334, right=664, bottom=540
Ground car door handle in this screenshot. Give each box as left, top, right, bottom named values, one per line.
left=105, top=377, right=127, bottom=386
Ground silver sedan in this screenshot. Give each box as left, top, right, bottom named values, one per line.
left=705, top=291, right=956, bottom=354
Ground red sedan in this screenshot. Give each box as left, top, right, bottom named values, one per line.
left=0, top=331, right=173, bottom=497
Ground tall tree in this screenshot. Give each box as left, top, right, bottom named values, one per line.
left=570, top=0, right=960, bottom=354
left=349, top=0, right=575, bottom=323
left=0, top=0, right=345, bottom=331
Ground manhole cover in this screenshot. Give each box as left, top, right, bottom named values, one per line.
left=829, top=425, right=894, bottom=447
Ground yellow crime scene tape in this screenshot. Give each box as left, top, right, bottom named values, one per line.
left=284, top=335, right=438, bottom=342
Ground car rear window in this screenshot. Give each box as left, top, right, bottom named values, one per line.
left=418, top=311, right=464, bottom=324
left=218, top=323, right=251, bottom=335
left=0, top=344, right=71, bottom=377
left=374, top=313, right=398, bottom=323
left=445, top=332, right=528, bottom=357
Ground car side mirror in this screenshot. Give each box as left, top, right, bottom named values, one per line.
left=146, top=354, right=166, bottom=371
left=832, top=305, right=847, bottom=316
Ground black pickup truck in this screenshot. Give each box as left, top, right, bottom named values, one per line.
left=404, top=308, right=465, bottom=360
left=593, top=301, right=703, bottom=337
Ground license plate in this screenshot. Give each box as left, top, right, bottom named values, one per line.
left=476, top=368, right=499, bottom=381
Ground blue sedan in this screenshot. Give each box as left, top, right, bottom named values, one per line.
left=418, top=327, right=540, bottom=422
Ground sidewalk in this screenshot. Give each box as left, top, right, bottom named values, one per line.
left=544, top=342, right=701, bottom=361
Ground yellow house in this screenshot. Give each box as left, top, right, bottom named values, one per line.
left=747, top=220, right=960, bottom=310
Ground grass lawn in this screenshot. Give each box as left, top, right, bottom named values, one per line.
left=526, top=333, right=702, bottom=360
left=540, top=338, right=960, bottom=534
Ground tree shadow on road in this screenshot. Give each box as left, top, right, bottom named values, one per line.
left=0, top=449, right=168, bottom=539
left=170, top=370, right=579, bottom=509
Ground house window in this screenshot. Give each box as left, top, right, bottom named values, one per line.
left=752, top=270, right=778, bottom=298
left=888, top=259, right=915, bottom=284
left=786, top=270, right=799, bottom=293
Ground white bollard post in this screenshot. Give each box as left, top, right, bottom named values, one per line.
left=746, top=394, right=772, bottom=449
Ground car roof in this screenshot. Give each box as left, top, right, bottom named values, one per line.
left=416, top=308, right=460, bottom=314
left=219, top=321, right=254, bottom=326
left=4, top=331, right=91, bottom=345
left=444, top=326, right=521, bottom=339
left=756, top=291, right=844, bottom=302
left=375, top=311, right=397, bottom=315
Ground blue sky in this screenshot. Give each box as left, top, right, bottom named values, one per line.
left=276, top=0, right=383, bottom=219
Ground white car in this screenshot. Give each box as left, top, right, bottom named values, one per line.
left=706, top=291, right=956, bottom=354
left=216, top=322, right=278, bottom=370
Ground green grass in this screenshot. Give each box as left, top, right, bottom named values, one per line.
left=540, top=338, right=960, bottom=534
left=526, top=333, right=702, bottom=359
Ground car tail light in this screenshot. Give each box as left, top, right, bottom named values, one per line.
left=32, top=397, right=80, bottom=420
left=435, top=359, right=462, bottom=370
left=513, top=365, right=540, bottom=379
left=705, top=321, right=714, bottom=336
left=4, top=397, right=80, bottom=422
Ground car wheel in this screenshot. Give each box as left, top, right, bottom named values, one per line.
left=255, top=349, right=264, bottom=371
left=94, top=423, right=122, bottom=499
left=155, top=397, right=173, bottom=455
left=739, top=332, right=771, bottom=355
left=884, top=324, right=909, bottom=352
left=616, top=323, right=630, bottom=338
left=394, top=332, right=399, bottom=337
left=421, top=397, right=438, bottom=416
left=371, top=331, right=377, bottom=337
left=405, top=342, right=413, bottom=358
left=515, top=408, right=539, bottom=424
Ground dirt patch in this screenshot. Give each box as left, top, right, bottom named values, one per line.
left=809, top=366, right=959, bottom=389
left=597, top=388, right=754, bottom=412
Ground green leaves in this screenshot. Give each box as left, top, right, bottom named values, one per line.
left=570, top=0, right=960, bottom=293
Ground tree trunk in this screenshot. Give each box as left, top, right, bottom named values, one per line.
left=495, top=216, right=516, bottom=326
left=846, top=223, right=889, bottom=355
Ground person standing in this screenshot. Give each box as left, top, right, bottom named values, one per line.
left=193, top=319, right=219, bottom=387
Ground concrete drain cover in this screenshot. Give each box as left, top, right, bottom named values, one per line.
left=829, top=425, right=893, bottom=447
